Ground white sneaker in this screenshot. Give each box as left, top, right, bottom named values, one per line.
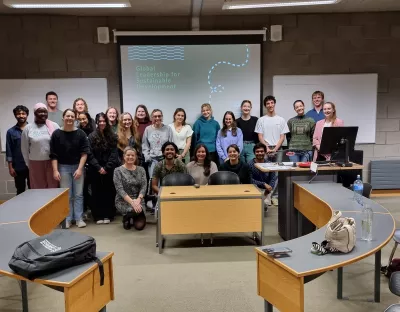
left=77, top=220, right=87, bottom=228
left=96, top=220, right=104, bottom=225
left=271, top=197, right=279, bottom=206
left=103, top=219, right=110, bottom=224
left=65, top=221, right=71, bottom=229
left=264, top=194, right=272, bottom=206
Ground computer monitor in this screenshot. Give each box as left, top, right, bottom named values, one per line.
left=319, top=126, right=358, bottom=167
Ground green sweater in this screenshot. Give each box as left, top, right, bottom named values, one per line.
left=287, top=115, right=315, bottom=151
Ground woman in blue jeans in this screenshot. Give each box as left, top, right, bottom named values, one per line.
left=50, top=109, right=90, bottom=229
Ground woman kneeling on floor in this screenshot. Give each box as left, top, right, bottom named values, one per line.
left=113, top=146, right=147, bottom=230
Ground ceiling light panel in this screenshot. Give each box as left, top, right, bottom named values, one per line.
left=3, top=0, right=131, bottom=8
left=223, top=0, right=341, bottom=9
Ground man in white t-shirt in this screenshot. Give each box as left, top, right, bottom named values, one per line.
left=255, top=95, right=289, bottom=206
left=255, top=95, right=289, bottom=153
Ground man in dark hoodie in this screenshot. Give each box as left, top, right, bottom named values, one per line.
left=192, top=103, right=221, bottom=165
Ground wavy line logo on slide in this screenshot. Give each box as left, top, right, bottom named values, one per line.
left=207, top=45, right=250, bottom=103
left=128, top=46, right=185, bottom=61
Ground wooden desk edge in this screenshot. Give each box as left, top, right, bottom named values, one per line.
left=160, top=184, right=262, bottom=200
left=256, top=182, right=395, bottom=277
left=28, top=189, right=70, bottom=234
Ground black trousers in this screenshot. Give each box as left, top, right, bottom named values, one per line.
left=14, top=168, right=30, bottom=195
left=209, top=152, right=220, bottom=167
left=90, top=171, right=116, bottom=221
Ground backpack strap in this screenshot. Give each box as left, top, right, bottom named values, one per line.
left=93, top=257, right=104, bottom=286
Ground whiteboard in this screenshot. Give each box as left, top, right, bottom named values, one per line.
left=273, top=74, right=378, bottom=144
left=0, top=79, right=108, bottom=151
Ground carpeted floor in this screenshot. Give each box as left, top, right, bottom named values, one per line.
left=1, top=197, right=400, bottom=312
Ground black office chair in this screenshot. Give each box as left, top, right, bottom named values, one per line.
left=384, top=271, right=400, bottom=311
left=162, top=173, right=195, bottom=186
left=363, top=182, right=373, bottom=199
left=156, top=173, right=195, bottom=247
left=208, top=171, right=240, bottom=185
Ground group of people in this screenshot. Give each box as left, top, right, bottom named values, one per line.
left=6, top=89, right=343, bottom=231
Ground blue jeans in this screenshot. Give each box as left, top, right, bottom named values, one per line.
left=288, top=151, right=313, bottom=163
left=59, top=164, right=84, bottom=222
left=240, top=142, right=255, bottom=163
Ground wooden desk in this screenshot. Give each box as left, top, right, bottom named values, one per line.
left=159, top=184, right=263, bottom=254
left=256, top=182, right=395, bottom=312
left=256, top=162, right=363, bottom=240
left=0, top=189, right=114, bottom=312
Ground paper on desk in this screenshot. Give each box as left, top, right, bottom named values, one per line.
left=257, top=163, right=295, bottom=170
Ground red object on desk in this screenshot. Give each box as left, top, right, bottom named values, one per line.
left=298, top=162, right=311, bottom=168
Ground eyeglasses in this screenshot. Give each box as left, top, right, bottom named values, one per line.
left=153, top=115, right=162, bottom=118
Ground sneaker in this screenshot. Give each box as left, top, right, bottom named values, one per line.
left=103, top=219, right=110, bottom=224
left=264, top=195, right=272, bottom=206
left=77, top=220, right=87, bottom=228
left=65, top=220, right=71, bottom=229
left=271, top=197, right=279, bottom=206
left=96, top=220, right=104, bottom=225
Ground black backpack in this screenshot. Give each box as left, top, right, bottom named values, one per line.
left=8, top=230, right=104, bottom=285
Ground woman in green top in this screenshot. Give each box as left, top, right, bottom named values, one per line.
left=287, top=100, right=316, bottom=163
left=106, top=107, right=119, bottom=134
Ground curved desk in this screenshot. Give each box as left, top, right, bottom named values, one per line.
left=0, top=189, right=114, bottom=312
left=256, top=182, right=395, bottom=312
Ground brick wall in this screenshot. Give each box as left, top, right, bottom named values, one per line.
left=0, top=12, right=399, bottom=198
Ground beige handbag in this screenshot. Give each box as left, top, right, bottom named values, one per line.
left=325, top=211, right=356, bottom=253
left=311, top=211, right=356, bottom=255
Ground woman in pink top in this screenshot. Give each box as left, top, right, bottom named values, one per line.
left=312, top=102, right=344, bottom=161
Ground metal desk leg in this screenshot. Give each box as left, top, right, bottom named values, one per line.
left=99, top=307, right=107, bottom=312
left=264, top=300, right=273, bottom=312
left=297, top=211, right=303, bottom=238
left=337, top=267, right=343, bottom=299
left=21, top=280, right=28, bottom=312
left=375, top=250, right=381, bottom=302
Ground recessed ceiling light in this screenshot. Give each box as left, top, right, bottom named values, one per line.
left=223, top=0, right=341, bottom=10
left=3, top=0, right=131, bottom=8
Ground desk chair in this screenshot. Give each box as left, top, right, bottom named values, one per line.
left=363, top=182, right=373, bottom=198
left=206, top=171, right=240, bottom=244
left=208, top=171, right=240, bottom=185
left=384, top=271, right=400, bottom=311
left=156, top=173, right=195, bottom=247
left=383, top=230, right=400, bottom=278
left=162, top=173, right=195, bottom=186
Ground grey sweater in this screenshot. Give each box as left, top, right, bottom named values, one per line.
left=142, top=125, right=173, bottom=162
left=186, top=161, right=218, bottom=185
left=21, top=122, right=60, bottom=164
left=113, top=165, right=147, bottom=215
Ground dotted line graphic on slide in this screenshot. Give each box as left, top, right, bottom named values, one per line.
left=207, top=45, right=250, bottom=103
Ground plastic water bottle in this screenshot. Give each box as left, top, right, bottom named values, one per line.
left=361, top=204, right=373, bottom=241
left=353, top=175, right=364, bottom=205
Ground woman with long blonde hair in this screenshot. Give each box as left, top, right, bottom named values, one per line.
left=313, top=102, right=344, bottom=161
left=117, top=112, right=141, bottom=162
left=192, top=103, right=220, bottom=165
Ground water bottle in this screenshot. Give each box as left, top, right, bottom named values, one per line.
left=361, top=204, right=373, bottom=241
left=353, top=175, right=364, bottom=205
